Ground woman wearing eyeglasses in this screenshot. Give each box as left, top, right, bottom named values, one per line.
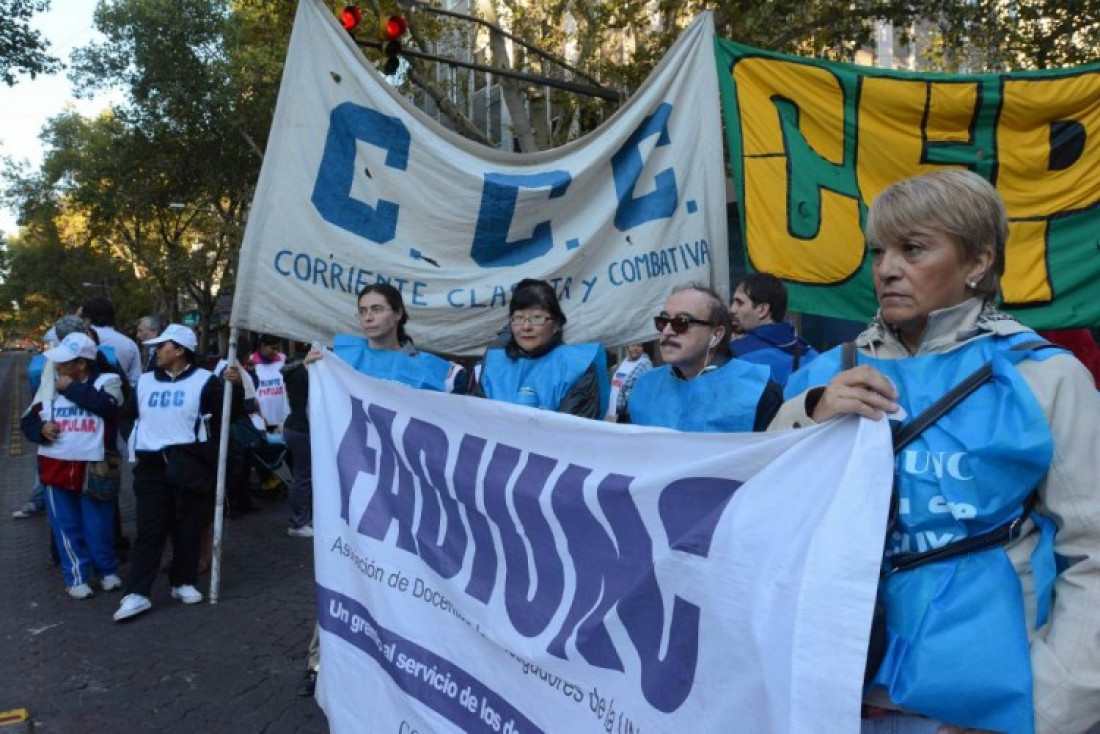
left=625, top=283, right=782, bottom=432
left=476, top=278, right=609, bottom=418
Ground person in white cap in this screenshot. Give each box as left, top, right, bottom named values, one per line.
left=112, top=324, right=243, bottom=622
left=20, top=332, right=124, bottom=599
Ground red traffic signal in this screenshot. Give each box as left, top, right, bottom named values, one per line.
left=340, top=5, right=362, bottom=32
left=382, top=15, right=407, bottom=41
left=380, top=15, right=407, bottom=75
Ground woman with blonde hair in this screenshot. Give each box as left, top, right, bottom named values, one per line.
left=773, top=169, right=1100, bottom=732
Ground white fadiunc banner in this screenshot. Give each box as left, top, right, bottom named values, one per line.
left=232, top=0, right=729, bottom=355
left=309, top=354, right=894, bottom=733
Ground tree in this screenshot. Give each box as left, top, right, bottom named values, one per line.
left=0, top=0, right=60, bottom=85
left=1, top=0, right=294, bottom=352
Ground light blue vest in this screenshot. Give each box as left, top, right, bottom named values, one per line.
left=332, top=335, right=450, bottom=392
left=628, top=358, right=772, bottom=432
left=788, top=335, right=1059, bottom=733
left=481, top=343, right=609, bottom=416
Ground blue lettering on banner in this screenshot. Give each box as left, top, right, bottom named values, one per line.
left=607, top=239, right=709, bottom=287
left=611, top=103, right=678, bottom=231
left=470, top=171, right=572, bottom=268
left=273, top=249, right=428, bottom=300
left=311, top=102, right=411, bottom=245
left=317, top=585, right=540, bottom=733
left=335, top=398, right=741, bottom=713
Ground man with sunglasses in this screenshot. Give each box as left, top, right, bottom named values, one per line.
left=624, top=284, right=782, bottom=432
left=729, top=273, right=819, bottom=387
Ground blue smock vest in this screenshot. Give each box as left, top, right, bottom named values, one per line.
left=333, top=335, right=450, bottom=392
left=787, top=334, right=1059, bottom=733
left=481, top=343, right=608, bottom=415
left=628, top=358, right=772, bottom=432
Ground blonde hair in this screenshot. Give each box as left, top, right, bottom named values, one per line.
left=866, top=169, right=1006, bottom=301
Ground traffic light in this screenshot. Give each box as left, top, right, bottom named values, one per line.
left=380, top=15, right=407, bottom=75
left=340, top=5, right=361, bottom=33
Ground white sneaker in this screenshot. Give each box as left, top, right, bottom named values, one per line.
left=171, top=584, right=203, bottom=604
left=287, top=525, right=314, bottom=538
left=67, top=583, right=94, bottom=600
left=113, top=593, right=152, bottom=621
left=100, top=574, right=123, bottom=591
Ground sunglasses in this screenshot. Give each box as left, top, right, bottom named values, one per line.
left=654, top=315, right=714, bottom=334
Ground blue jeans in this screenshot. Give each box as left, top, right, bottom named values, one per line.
left=27, top=475, right=46, bottom=511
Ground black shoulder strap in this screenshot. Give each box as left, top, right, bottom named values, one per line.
left=791, top=340, right=802, bottom=372
left=841, top=340, right=857, bottom=370
left=892, top=338, right=1048, bottom=454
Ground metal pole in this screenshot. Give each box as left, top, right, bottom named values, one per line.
left=356, top=40, right=624, bottom=102
left=209, top=326, right=238, bottom=604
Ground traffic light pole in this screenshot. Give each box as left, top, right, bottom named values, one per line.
left=355, top=39, right=624, bottom=103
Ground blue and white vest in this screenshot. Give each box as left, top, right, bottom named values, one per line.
left=132, top=368, right=213, bottom=452
left=333, top=335, right=450, bottom=392
left=788, top=334, right=1059, bottom=733
left=628, top=359, right=772, bottom=432
left=481, top=343, right=609, bottom=415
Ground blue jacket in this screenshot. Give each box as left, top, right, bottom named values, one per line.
left=731, top=322, right=818, bottom=387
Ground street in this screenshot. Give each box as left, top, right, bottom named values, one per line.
left=0, top=352, right=328, bottom=731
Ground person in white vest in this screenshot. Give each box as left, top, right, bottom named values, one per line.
left=20, top=332, right=123, bottom=600
left=605, top=343, right=653, bottom=422
left=251, top=333, right=290, bottom=431
left=112, top=324, right=242, bottom=622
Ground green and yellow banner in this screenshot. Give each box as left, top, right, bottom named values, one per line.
left=715, top=39, right=1100, bottom=328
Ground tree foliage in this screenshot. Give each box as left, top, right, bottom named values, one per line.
left=0, top=0, right=60, bottom=85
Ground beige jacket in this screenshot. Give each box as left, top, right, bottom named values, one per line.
left=771, top=299, right=1100, bottom=733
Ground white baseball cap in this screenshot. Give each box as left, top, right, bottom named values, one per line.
left=43, top=333, right=98, bottom=363
left=143, top=323, right=198, bottom=351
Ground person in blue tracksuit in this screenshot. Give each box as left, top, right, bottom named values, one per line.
left=771, top=170, right=1100, bottom=733
left=21, top=333, right=123, bottom=599
left=475, top=278, right=608, bottom=418
left=728, top=272, right=818, bottom=387
left=626, top=283, right=782, bottom=432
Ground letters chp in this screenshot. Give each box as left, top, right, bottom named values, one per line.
left=275, top=101, right=707, bottom=306
left=729, top=55, right=1100, bottom=306
left=334, top=397, right=742, bottom=715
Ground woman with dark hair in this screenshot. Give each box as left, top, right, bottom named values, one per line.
left=112, top=324, right=242, bottom=622
left=305, top=283, right=468, bottom=392
left=772, top=170, right=1100, bottom=732
left=476, top=278, right=609, bottom=418
left=293, top=282, right=467, bottom=696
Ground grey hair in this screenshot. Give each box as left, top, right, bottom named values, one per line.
left=54, top=314, right=88, bottom=341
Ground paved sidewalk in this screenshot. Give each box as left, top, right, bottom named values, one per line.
left=0, top=354, right=327, bottom=731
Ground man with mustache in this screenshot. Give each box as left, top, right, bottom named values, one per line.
left=624, top=283, right=782, bottom=432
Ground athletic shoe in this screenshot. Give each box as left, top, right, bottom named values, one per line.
left=287, top=525, right=314, bottom=538
left=113, top=593, right=152, bottom=621
left=12, top=503, right=44, bottom=519
left=67, top=583, right=94, bottom=600
left=100, top=575, right=123, bottom=592
left=171, top=584, right=203, bottom=604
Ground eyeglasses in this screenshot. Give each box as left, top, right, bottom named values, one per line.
left=358, top=305, right=392, bottom=316
left=510, top=314, right=553, bottom=327
left=654, top=314, right=713, bottom=334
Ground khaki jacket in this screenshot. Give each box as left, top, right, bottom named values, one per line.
left=771, top=299, right=1100, bottom=733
